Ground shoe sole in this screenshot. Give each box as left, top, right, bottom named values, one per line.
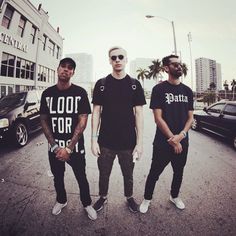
left=94, top=199, right=108, bottom=212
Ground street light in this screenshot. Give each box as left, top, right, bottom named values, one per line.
left=187, top=32, right=193, bottom=90
left=146, top=15, right=177, bottom=55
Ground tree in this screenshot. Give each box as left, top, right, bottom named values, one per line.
left=148, top=59, right=163, bottom=83
left=136, top=68, right=149, bottom=89
left=181, top=63, right=188, bottom=77
left=231, top=79, right=236, bottom=100
left=223, top=80, right=229, bottom=91
left=203, top=91, right=216, bottom=106
left=223, top=80, right=229, bottom=99
left=209, top=82, right=216, bottom=90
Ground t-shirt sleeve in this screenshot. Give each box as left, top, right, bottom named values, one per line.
left=188, top=88, right=194, bottom=111
left=91, top=80, right=103, bottom=105
left=150, top=85, right=163, bottom=109
left=133, top=80, right=146, bottom=106
left=79, top=90, right=91, bottom=115
left=39, top=90, right=49, bottom=115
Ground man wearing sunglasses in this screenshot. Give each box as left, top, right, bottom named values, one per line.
left=91, top=46, right=146, bottom=213
left=140, top=55, right=194, bottom=213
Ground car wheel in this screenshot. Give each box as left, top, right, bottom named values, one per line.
left=191, top=118, right=199, bottom=131
left=14, top=122, right=28, bottom=147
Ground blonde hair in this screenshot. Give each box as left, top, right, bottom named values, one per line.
left=108, top=46, right=127, bottom=57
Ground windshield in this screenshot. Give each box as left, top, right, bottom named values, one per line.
left=0, top=92, right=27, bottom=110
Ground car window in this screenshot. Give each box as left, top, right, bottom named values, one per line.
left=208, top=103, right=225, bottom=113
left=223, top=104, right=236, bottom=116
left=27, top=90, right=38, bottom=103
left=0, top=92, right=26, bottom=109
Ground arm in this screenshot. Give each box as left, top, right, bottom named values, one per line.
left=91, top=104, right=102, bottom=157
left=168, top=110, right=194, bottom=145
left=40, top=114, right=57, bottom=147
left=153, top=108, right=182, bottom=154
left=133, top=105, right=144, bottom=160
left=56, top=113, right=89, bottom=161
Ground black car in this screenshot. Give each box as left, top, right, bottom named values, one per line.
left=191, top=101, right=236, bottom=150
left=0, top=90, right=42, bottom=147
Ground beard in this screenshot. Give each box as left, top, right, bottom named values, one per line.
left=171, top=70, right=183, bottom=79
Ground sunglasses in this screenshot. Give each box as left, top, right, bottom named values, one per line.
left=168, top=62, right=182, bottom=68
left=110, top=55, right=124, bottom=61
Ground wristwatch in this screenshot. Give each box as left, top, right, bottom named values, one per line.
left=51, top=143, right=59, bottom=152
left=65, top=147, right=73, bottom=154
left=181, top=131, right=187, bottom=138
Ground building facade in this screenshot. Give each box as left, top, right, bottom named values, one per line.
left=65, top=52, right=93, bottom=97
left=195, top=57, right=222, bottom=93
left=0, top=0, right=63, bottom=97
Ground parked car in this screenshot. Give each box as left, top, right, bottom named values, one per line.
left=0, top=90, right=42, bottom=147
left=191, top=101, right=236, bottom=150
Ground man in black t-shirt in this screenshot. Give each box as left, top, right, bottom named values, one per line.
left=140, top=55, right=194, bottom=213
left=91, top=46, right=146, bottom=213
left=40, top=57, right=97, bottom=220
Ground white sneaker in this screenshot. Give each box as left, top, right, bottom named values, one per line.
left=169, top=196, right=185, bottom=210
left=52, top=202, right=67, bottom=215
left=139, top=199, right=151, bottom=213
left=84, top=205, right=97, bottom=220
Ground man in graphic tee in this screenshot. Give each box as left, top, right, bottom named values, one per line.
left=91, top=46, right=146, bottom=213
left=40, top=57, right=97, bottom=220
left=139, top=55, right=194, bottom=213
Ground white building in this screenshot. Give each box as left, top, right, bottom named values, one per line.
left=0, top=0, right=63, bottom=97
left=195, top=57, right=222, bottom=93
left=66, top=53, right=93, bottom=97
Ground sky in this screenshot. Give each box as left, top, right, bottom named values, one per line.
left=30, top=0, right=236, bottom=90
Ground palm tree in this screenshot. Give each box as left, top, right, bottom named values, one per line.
left=209, top=82, right=216, bottom=90
left=181, top=63, right=188, bottom=77
left=136, top=68, right=149, bottom=89
left=231, top=79, right=236, bottom=100
left=223, top=80, right=229, bottom=99
left=148, top=59, right=163, bottom=83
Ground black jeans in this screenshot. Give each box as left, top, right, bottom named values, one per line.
left=144, top=145, right=188, bottom=200
left=97, top=147, right=135, bottom=197
left=49, top=152, right=92, bottom=207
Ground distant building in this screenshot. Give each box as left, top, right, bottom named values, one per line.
left=195, top=57, right=222, bottom=93
left=129, top=58, right=153, bottom=78
left=0, top=0, right=63, bottom=97
left=65, top=53, right=93, bottom=97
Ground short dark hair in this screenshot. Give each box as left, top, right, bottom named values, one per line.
left=59, top=57, right=76, bottom=69
left=162, top=55, right=179, bottom=66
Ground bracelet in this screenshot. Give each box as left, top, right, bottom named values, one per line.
left=181, top=131, right=187, bottom=138
left=51, top=143, right=59, bottom=152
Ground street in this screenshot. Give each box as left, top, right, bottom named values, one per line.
left=0, top=105, right=235, bottom=236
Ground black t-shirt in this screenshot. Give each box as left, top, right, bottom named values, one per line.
left=40, top=84, right=91, bottom=153
left=150, top=80, right=194, bottom=149
left=92, top=74, right=146, bottom=150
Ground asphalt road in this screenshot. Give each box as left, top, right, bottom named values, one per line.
left=0, top=105, right=235, bottom=236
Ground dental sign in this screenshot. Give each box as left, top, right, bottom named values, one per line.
left=0, top=32, right=28, bottom=52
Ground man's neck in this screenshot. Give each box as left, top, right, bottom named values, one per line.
left=57, top=81, right=71, bottom=90
left=167, top=76, right=181, bottom=85
left=112, top=71, right=126, bottom=80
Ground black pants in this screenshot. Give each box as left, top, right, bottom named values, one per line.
left=97, top=147, right=134, bottom=197
left=144, top=146, right=188, bottom=200
left=49, top=152, right=92, bottom=207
